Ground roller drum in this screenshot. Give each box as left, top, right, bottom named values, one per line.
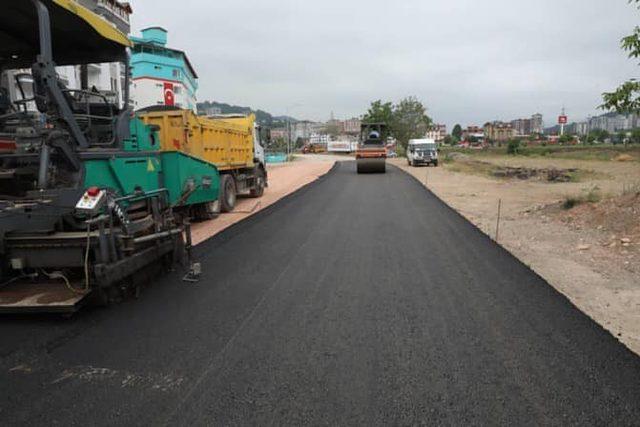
left=356, top=158, right=386, bottom=174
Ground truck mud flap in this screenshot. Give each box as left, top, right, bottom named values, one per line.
left=0, top=281, right=90, bottom=314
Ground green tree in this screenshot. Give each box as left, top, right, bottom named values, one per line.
left=452, top=124, right=463, bottom=140
left=507, top=139, right=521, bottom=155
left=615, top=131, right=627, bottom=145
left=588, top=129, right=610, bottom=143
left=630, top=128, right=640, bottom=144
left=362, top=100, right=394, bottom=126
left=558, top=133, right=574, bottom=144
left=270, top=137, right=287, bottom=151
left=443, top=135, right=459, bottom=146
left=362, top=97, right=432, bottom=148
left=601, top=0, right=640, bottom=113
left=391, top=96, right=432, bottom=149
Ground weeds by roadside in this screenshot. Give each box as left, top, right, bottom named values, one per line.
left=444, top=155, right=600, bottom=183
left=562, top=186, right=602, bottom=209
left=622, top=181, right=640, bottom=196
left=441, top=144, right=640, bottom=162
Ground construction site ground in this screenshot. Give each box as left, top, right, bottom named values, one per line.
left=390, top=152, right=640, bottom=355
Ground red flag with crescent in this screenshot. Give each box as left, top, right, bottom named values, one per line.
left=163, top=82, right=175, bottom=106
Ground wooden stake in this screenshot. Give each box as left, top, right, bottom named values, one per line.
left=495, top=199, right=502, bottom=242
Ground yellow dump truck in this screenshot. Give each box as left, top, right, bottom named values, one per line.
left=139, top=108, right=268, bottom=212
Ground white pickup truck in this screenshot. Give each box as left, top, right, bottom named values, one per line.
left=407, top=138, right=439, bottom=167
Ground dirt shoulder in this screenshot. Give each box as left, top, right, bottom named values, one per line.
left=390, top=155, right=640, bottom=354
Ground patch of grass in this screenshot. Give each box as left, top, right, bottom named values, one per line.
left=445, top=159, right=496, bottom=177
left=565, top=168, right=603, bottom=183
left=622, top=181, right=640, bottom=196
left=440, top=144, right=640, bottom=162
left=445, top=158, right=601, bottom=183
left=562, top=186, right=602, bottom=210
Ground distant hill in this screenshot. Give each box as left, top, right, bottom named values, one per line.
left=197, top=101, right=297, bottom=127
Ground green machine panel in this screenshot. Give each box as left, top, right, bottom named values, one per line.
left=83, top=152, right=219, bottom=208
left=160, top=151, right=220, bottom=207
left=83, top=117, right=220, bottom=208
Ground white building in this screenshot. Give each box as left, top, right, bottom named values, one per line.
left=531, top=113, right=544, bottom=134
left=575, top=122, right=589, bottom=135
left=310, top=133, right=330, bottom=145
left=426, top=124, right=447, bottom=143
left=2, top=0, right=131, bottom=110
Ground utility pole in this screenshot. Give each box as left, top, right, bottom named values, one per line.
left=287, top=117, right=291, bottom=160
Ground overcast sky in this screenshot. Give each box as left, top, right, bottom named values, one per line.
left=130, top=0, right=638, bottom=128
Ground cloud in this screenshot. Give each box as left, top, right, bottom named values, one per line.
left=130, top=0, right=639, bottom=128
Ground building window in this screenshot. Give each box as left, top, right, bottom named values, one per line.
left=173, top=86, right=182, bottom=94
left=172, top=69, right=181, bottom=79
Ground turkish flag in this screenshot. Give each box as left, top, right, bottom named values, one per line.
left=163, top=82, right=175, bottom=106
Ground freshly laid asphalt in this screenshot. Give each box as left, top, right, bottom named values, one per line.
left=2, top=161, right=640, bottom=425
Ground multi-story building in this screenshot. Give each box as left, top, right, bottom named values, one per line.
left=462, top=125, right=484, bottom=141
left=5, top=0, right=132, bottom=109
left=130, top=27, right=199, bottom=111
left=290, top=121, right=316, bottom=141
left=587, top=114, right=629, bottom=133
left=310, top=134, right=330, bottom=145
left=531, top=113, right=544, bottom=134
left=270, top=128, right=287, bottom=140
left=575, top=122, right=589, bottom=135
left=343, top=118, right=361, bottom=134
left=77, top=0, right=132, bottom=33
left=426, top=124, right=447, bottom=143
left=484, top=122, right=515, bottom=142
left=510, top=118, right=532, bottom=136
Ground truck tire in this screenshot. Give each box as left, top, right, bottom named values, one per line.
left=219, top=175, right=236, bottom=213
left=249, top=167, right=265, bottom=198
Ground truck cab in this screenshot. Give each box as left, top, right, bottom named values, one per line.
left=253, top=122, right=268, bottom=168
left=407, top=138, right=439, bottom=167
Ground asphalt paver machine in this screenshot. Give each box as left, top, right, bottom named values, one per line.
left=0, top=0, right=219, bottom=312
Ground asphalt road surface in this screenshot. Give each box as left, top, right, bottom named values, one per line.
left=2, top=162, right=640, bottom=426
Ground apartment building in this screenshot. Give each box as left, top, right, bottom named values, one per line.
left=130, top=27, right=199, bottom=111
left=484, top=122, right=515, bottom=142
